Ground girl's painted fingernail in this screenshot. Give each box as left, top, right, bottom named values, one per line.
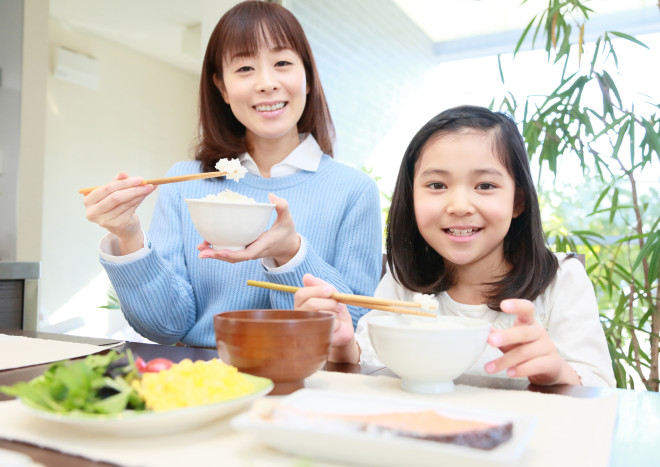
left=490, top=334, right=502, bottom=346
left=485, top=362, right=496, bottom=374
left=506, top=368, right=516, bottom=377
left=323, top=285, right=333, bottom=296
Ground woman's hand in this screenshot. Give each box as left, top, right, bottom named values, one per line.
left=485, top=299, right=581, bottom=386
left=83, top=172, right=156, bottom=255
left=294, top=274, right=359, bottom=364
left=197, top=193, right=301, bottom=265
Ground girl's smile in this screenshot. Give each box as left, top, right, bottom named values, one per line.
left=444, top=226, right=482, bottom=242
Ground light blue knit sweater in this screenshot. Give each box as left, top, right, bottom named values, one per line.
left=101, top=156, right=383, bottom=347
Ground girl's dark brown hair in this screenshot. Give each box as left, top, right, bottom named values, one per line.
left=196, top=0, right=334, bottom=172
left=386, top=105, right=558, bottom=310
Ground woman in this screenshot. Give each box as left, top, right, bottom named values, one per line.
left=84, top=1, right=382, bottom=347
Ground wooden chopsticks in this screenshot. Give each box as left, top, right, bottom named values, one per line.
left=78, top=171, right=228, bottom=195
left=246, top=280, right=436, bottom=318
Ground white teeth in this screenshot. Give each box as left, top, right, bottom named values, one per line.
left=255, top=102, right=285, bottom=111
left=448, top=228, right=477, bottom=236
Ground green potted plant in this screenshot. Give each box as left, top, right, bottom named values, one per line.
left=496, top=0, right=659, bottom=390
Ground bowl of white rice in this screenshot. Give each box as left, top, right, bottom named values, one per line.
left=186, top=189, right=275, bottom=251
left=368, top=314, right=490, bottom=394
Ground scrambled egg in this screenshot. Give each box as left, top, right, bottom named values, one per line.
left=132, top=359, right=255, bottom=411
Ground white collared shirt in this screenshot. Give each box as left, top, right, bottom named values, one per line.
left=99, top=134, right=323, bottom=271
left=238, top=133, right=323, bottom=177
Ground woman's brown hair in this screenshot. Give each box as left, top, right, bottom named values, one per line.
left=386, top=105, right=558, bottom=310
left=196, top=0, right=334, bottom=172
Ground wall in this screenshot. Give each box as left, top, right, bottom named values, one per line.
left=286, top=0, right=433, bottom=169
left=0, top=0, right=24, bottom=261
left=17, top=0, right=48, bottom=264
left=39, top=19, right=198, bottom=335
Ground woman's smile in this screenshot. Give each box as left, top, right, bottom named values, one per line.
left=218, top=42, right=308, bottom=144
left=254, top=101, right=287, bottom=113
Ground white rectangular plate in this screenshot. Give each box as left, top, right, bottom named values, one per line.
left=232, top=389, right=537, bottom=467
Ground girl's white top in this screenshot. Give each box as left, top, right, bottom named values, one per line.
left=356, top=254, right=616, bottom=387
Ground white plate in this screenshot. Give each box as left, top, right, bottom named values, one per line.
left=232, top=389, right=537, bottom=467
left=20, top=374, right=273, bottom=436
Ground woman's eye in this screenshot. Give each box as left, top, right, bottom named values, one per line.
left=428, top=182, right=446, bottom=190
left=476, top=183, right=495, bottom=190
left=275, top=60, right=292, bottom=67
left=236, top=65, right=253, bottom=73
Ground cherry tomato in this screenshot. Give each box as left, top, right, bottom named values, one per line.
left=135, top=357, right=148, bottom=372
left=142, top=358, right=174, bottom=373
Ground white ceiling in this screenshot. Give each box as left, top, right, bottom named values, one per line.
left=392, top=0, right=658, bottom=42
left=49, top=0, right=658, bottom=75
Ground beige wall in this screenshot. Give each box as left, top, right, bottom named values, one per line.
left=35, top=18, right=198, bottom=333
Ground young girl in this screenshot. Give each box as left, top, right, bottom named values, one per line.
left=295, top=105, right=615, bottom=387
left=83, top=1, right=382, bottom=347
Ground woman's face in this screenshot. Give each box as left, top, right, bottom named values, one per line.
left=216, top=41, right=309, bottom=146
left=412, top=131, right=523, bottom=275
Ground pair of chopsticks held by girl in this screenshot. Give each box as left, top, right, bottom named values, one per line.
left=83, top=1, right=614, bottom=388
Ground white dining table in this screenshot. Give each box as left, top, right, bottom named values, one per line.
left=0, top=329, right=658, bottom=467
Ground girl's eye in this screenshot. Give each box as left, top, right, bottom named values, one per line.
left=428, top=182, right=446, bottom=190
left=275, top=60, right=292, bottom=67
left=236, top=65, right=253, bottom=73
left=476, top=183, right=495, bottom=190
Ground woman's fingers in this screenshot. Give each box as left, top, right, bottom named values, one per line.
left=197, top=193, right=299, bottom=265
left=84, top=175, right=145, bottom=205
left=269, top=193, right=293, bottom=226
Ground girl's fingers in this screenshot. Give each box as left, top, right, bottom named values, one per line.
left=302, top=273, right=327, bottom=287
left=294, top=289, right=336, bottom=310
left=506, top=354, right=558, bottom=380
left=485, top=338, right=549, bottom=375
left=500, top=299, right=536, bottom=325
left=488, top=323, right=544, bottom=348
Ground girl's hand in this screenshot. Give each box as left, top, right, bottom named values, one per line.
left=197, top=193, right=301, bottom=265
left=83, top=172, right=157, bottom=255
left=294, top=274, right=359, bottom=363
left=485, top=299, right=581, bottom=386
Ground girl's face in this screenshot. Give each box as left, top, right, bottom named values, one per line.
left=216, top=42, right=309, bottom=146
left=413, top=131, right=523, bottom=274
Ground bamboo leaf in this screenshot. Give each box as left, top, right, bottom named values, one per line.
left=578, top=24, right=585, bottom=65
left=641, top=120, right=660, bottom=160
left=609, top=188, right=619, bottom=224
left=554, top=24, right=572, bottom=64
left=515, top=17, right=537, bottom=56
left=602, top=70, right=622, bottom=108
left=611, top=119, right=630, bottom=160
left=497, top=54, right=505, bottom=84
left=609, top=31, right=649, bottom=49
left=590, top=36, right=602, bottom=70
left=551, top=12, right=558, bottom=50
